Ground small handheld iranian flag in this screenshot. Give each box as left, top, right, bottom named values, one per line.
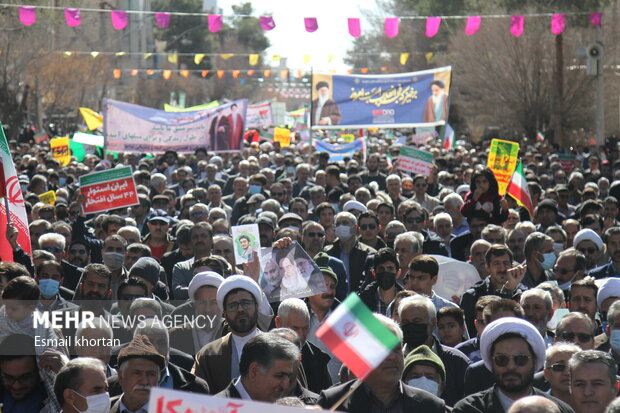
left=536, top=131, right=545, bottom=142
left=316, top=294, right=400, bottom=380
left=506, top=160, right=534, bottom=218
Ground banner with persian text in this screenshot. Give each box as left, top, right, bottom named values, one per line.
left=246, top=101, right=273, bottom=128
left=79, top=166, right=139, bottom=214
left=311, top=66, right=452, bottom=129
left=104, top=98, right=247, bottom=153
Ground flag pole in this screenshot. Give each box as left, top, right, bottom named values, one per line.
left=4, top=197, right=9, bottom=224
left=329, top=379, right=364, bottom=411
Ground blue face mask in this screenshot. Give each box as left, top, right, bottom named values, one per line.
left=39, top=278, right=60, bottom=298
left=610, top=330, right=620, bottom=354
left=407, top=377, right=440, bottom=396
left=59, top=177, right=67, bottom=186
left=249, top=185, right=261, bottom=195
left=540, top=252, right=557, bottom=271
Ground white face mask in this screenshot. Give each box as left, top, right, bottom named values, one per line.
left=72, top=390, right=111, bottom=413
left=610, top=330, right=620, bottom=354
left=335, top=225, right=354, bottom=241
left=102, top=252, right=125, bottom=271
left=407, top=376, right=440, bottom=396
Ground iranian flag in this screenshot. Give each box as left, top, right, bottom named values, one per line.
left=316, top=294, right=400, bottom=379
left=536, top=131, right=545, bottom=142
left=0, top=124, right=31, bottom=262
left=442, top=124, right=455, bottom=150
left=506, top=160, right=534, bottom=217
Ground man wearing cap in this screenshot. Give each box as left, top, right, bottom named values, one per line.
left=171, top=272, right=225, bottom=355
left=257, top=216, right=276, bottom=248
left=317, top=314, right=446, bottom=413
left=312, top=81, right=341, bottom=126
left=453, top=317, right=574, bottom=413
left=142, top=209, right=175, bottom=261
left=109, top=335, right=166, bottom=413
left=278, top=212, right=303, bottom=231
left=402, top=344, right=446, bottom=398
left=590, top=228, right=620, bottom=279
left=343, top=200, right=367, bottom=220
left=128, top=257, right=174, bottom=315
left=535, top=199, right=561, bottom=233
left=572, top=229, right=604, bottom=272
left=192, top=275, right=264, bottom=394
left=172, top=222, right=214, bottom=300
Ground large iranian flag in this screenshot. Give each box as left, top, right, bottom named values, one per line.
left=316, top=294, right=400, bottom=379
left=0, top=125, right=31, bottom=261
left=506, top=160, right=534, bottom=218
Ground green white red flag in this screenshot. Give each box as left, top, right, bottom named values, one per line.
left=506, top=160, right=534, bottom=217
left=316, top=293, right=400, bottom=379
left=0, top=124, right=31, bottom=261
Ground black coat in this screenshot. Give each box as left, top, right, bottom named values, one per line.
left=215, top=379, right=318, bottom=404
left=434, top=338, right=471, bottom=406
left=324, top=239, right=376, bottom=293
left=317, top=380, right=446, bottom=413
left=300, top=340, right=332, bottom=394
left=107, top=362, right=210, bottom=397
left=453, top=385, right=574, bottom=413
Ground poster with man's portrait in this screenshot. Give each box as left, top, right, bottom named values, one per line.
left=231, top=224, right=261, bottom=266
left=259, top=241, right=326, bottom=302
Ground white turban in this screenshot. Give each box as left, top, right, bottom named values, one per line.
left=480, top=317, right=546, bottom=372
left=343, top=200, right=367, bottom=213
left=573, top=228, right=603, bottom=251
left=597, top=277, right=620, bottom=310
left=216, top=274, right=271, bottom=316
left=188, top=271, right=224, bottom=302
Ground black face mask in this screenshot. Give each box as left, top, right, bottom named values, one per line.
left=401, top=323, right=429, bottom=349
left=376, top=271, right=396, bottom=290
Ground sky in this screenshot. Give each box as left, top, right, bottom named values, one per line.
left=218, top=0, right=381, bottom=72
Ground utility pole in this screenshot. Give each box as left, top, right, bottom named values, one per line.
left=595, top=26, right=605, bottom=149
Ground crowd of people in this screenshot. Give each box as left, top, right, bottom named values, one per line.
left=2, top=132, right=620, bottom=413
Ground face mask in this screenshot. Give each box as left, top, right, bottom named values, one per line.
left=610, top=330, right=620, bottom=354
left=286, top=166, right=295, bottom=175
left=335, top=225, right=353, bottom=241
left=376, top=271, right=396, bottom=290
left=249, top=185, right=261, bottom=195
left=39, top=278, right=60, bottom=298
left=553, top=243, right=564, bottom=256
left=72, top=391, right=111, bottom=413
left=407, top=377, right=440, bottom=396
left=56, top=210, right=68, bottom=220
left=539, top=252, right=557, bottom=271
left=401, top=323, right=429, bottom=349
left=558, top=279, right=573, bottom=291
left=59, top=177, right=67, bottom=186
left=331, top=203, right=340, bottom=213
left=102, top=252, right=125, bottom=271
left=20, top=184, right=28, bottom=193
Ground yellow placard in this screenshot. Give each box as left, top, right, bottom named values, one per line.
left=274, top=128, right=291, bottom=147
left=487, top=138, right=520, bottom=194
left=50, top=137, right=71, bottom=167
left=341, top=134, right=355, bottom=143
left=38, top=190, right=57, bottom=205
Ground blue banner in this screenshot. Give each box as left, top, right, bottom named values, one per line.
left=313, top=138, right=366, bottom=162
left=311, top=67, right=451, bottom=129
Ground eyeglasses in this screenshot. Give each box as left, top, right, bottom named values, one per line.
left=415, top=183, right=427, bottom=188
left=406, top=217, right=424, bottom=224
left=69, top=249, right=87, bottom=255
left=120, top=294, right=144, bottom=301
left=558, top=332, right=593, bottom=343
left=226, top=299, right=254, bottom=312
left=359, top=224, right=377, bottom=230
left=43, top=246, right=63, bottom=254
left=149, top=221, right=168, bottom=226
left=271, top=192, right=284, bottom=197
left=306, top=232, right=325, bottom=238
left=578, top=247, right=597, bottom=255
left=553, top=267, right=573, bottom=275
left=547, top=362, right=567, bottom=372
left=1, top=370, right=38, bottom=386
left=493, top=354, right=531, bottom=367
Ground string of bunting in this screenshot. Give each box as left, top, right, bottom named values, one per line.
left=5, top=3, right=603, bottom=38
left=110, top=68, right=310, bottom=80
left=55, top=50, right=435, bottom=66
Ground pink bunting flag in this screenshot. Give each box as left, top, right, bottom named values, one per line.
left=348, top=18, right=361, bottom=37
left=590, top=12, right=602, bottom=27
left=208, top=14, right=222, bottom=33
left=465, top=16, right=481, bottom=35
left=426, top=17, right=441, bottom=37
left=64, top=8, right=81, bottom=27
left=155, top=12, right=170, bottom=28
left=385, top=18, right=399, bottom=38
left=510, top=15, right=524, bottom=37
left=19, top=6, right=36, bottom=26
left=260, top=16, right=275, bottom=31
left=551, top=14, right=565, bottom=35
left=304, top=17, right=318, bottom=32
left=111, top=11, right=127, bottom=30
